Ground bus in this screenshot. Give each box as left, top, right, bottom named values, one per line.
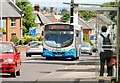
left=43, top=22, right=82, bottom=60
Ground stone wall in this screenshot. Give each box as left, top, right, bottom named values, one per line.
left=16, top=45, right=27, bottom=52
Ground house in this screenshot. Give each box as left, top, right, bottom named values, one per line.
left=44, top=13, right=56, bottom=22
left=88, top=14, right=114, bottom=41
left=33, top=4, right=51, bottom=37
left=78, top=18, right=93, bottom=40
left=0, top=0, right=22, bottom=41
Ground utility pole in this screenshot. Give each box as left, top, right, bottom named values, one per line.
left=70, top=0, right=74, bottom=23
left=70, top=0, right=79, bottom=24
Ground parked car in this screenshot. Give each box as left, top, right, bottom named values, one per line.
left=80, top=42, right=93, bottom=55
left=0, top=41, right=21, bottom=77
left=26, top=41, right=43, bottom=57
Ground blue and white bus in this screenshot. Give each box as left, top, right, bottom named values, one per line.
left=43, top=22, right=81, bottom=60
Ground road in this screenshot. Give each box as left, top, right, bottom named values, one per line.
left=1, top=52, right=99, bottom=82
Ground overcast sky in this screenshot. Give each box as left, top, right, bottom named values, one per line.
left=29, top=0, right=115, bottom=8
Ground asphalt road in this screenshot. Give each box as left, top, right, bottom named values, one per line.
left=1, top=52, right=99, bottom=82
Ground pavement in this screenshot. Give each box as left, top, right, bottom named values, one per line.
left=36, top=54, right=115, bottom=83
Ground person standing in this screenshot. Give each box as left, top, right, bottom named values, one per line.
left=97, top=26, right=113, bottom=76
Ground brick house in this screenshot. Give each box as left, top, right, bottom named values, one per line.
left=0, top=0, right=22, bottom=41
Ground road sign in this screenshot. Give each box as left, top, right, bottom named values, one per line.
left=29, top=27, right=36, bottom=36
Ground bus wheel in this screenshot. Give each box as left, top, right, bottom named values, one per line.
left=76, top=57, right=79, bottom=60
left=71, top=57, right=76, bottom=61
left=46, top=57, right=52, bottom=60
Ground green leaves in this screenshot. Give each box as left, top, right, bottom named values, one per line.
left=61, top=12, right=70, bottom=22
left=79, top=11, right=96, bottom=21
left=16, top=0, right=36, bottom=36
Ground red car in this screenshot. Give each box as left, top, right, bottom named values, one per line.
left=0, top=41, right=21, bottom=77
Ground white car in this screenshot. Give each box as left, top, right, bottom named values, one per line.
left=26, top=41, right=43, bottom=57
left=80, top=42, right=93, bottom=55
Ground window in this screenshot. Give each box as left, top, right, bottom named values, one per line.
left=11, top=18, right=16, bottom=27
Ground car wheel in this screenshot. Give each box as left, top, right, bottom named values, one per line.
left=26, top=53, right=29, bottom=57
left=89, top=53, right=92, bottom=55
left=16, top=70, right=20, bottom=76
left=11, top=68, right=16, bottom=77
left=29, top=54, right=31, bottom=57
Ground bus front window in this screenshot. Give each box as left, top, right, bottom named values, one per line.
left=44, top=31, right=73, bottom=48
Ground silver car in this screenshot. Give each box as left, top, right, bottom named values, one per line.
left=80, top=42, right=93, bottom=55
left=26, top=41, right=43, bottom=57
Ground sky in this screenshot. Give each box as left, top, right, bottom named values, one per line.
left=29, top=0, right=115, bottom=8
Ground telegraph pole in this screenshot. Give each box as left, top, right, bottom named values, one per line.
left=70, top=0, right=74, bottom=23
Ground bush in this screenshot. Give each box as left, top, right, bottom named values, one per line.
left=10, top=36, right=19, bottom=46
left=83, top=33, right=93, bottom=46
left=18, top=36, right=43, bottom=45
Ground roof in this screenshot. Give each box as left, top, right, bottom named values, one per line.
left=33, top=11, right=51, bottom=24
left=98, top=14, right=113, bottom=25
left=0, top=0, right=22, bottom=17
left=87, top=14, right=114, bottom=28
left=44, top=14, right=53, bottom=21
left=78, top=18, right=93, bottom=29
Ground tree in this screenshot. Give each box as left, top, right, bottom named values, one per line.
left=16, top=0, right=36, bottom=35
left=79, top=11, right=96, bottom=21
left=101, top=2, right=117, bottom=22
left=61, top=12, right=70, bottom=22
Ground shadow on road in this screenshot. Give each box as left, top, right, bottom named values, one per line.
left=25, top=57, right=81, bottom=61
left=0, top=75, right=15, bottom=78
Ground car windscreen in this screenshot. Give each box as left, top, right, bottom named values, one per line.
left=0, top=43, right=14, bottom=53
left=81, top=43, right=91, bottom=47
left=29, top=42, right=40, bottom=48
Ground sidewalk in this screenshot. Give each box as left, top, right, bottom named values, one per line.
left=36, top=54, right=113, bottom=83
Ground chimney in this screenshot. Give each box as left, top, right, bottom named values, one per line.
left=34, top=4, right=41, bottom=12
left=50, top=7, right=55, bottom=14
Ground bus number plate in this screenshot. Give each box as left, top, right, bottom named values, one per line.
left=56, top=55, right=62, bottom=56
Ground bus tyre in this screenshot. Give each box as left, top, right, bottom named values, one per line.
left=76, top=57, right=79, bottom=59
left=46, top=57, right=52, bottom=60
left=71, top=57, right=76, bottom=61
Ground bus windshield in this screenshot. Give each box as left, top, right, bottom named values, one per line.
left=44, top=31, right=73, bottom=48
left=44, top=25, right=74, bottom=48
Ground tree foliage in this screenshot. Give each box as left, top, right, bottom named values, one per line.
left=79, top=11, right=96, bottom=21
left=61, top=12, right=70, bottom=22
left=101, top=2, right=117, bottom=22
left=16, top=0, right=36, bottom=35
